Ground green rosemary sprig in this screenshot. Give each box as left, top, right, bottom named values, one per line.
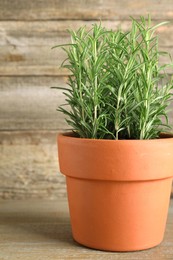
left=52, top=16, right=173, bottom=140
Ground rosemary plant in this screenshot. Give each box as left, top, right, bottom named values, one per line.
left=52, top=16, right=173, bottom=140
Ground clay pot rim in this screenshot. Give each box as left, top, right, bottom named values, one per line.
left=59, top=131, right=173, bottom=143
left=58, top=131, right=173, bottom=181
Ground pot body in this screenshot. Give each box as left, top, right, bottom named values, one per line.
left=58, top=133, right=173, bottom=251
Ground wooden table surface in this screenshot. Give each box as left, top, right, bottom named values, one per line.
left=0, top=199, right=172, bottom=260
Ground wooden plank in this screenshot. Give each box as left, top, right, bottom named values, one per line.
left=0, top=0, right=173, bottom=21
left=0, top=45, right=62, bottom=66
left=1, top=21, right=173, bottom=47
left=0, top=131, right=67, bottom=200
left=0, top=66, right=69, bottom=76
left=0, top=76, right=69, bottom=130
left=1, top=21, right=173, bottom=76
left=0, top=199, right=172, bottom=259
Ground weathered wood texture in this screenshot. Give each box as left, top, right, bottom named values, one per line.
left=0, top=199, right=173, bottom=259
left=1, top=0, right=173, bottom=20
left=0, top=131, right=67, bottom=200
left=0, top=1, right=173, bottom=199
left=0, top=76, right=69, bottom=130
left=0, top=21, right=173, bottom=76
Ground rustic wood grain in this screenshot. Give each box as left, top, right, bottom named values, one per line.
left=0, top=66, right=69, bottom=76
left=1, top=0, right=173, bottom=21
left=0, top=199, right=172, bottom=259
left=1, top=21, right=173, bottom=47
left=1, top=21, right=173, bottom=76
left=0, top=76, right=69, bottom=130
left=0, top=131, right=67, bottom=200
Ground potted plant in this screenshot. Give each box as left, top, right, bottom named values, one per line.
left=53, top=16, right=173, bottom=251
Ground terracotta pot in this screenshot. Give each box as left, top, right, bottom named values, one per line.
left=58, top=132, right=173, bottom=251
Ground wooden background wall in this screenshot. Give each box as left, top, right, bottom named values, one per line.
left=0, top=0, right=173, bottom=199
